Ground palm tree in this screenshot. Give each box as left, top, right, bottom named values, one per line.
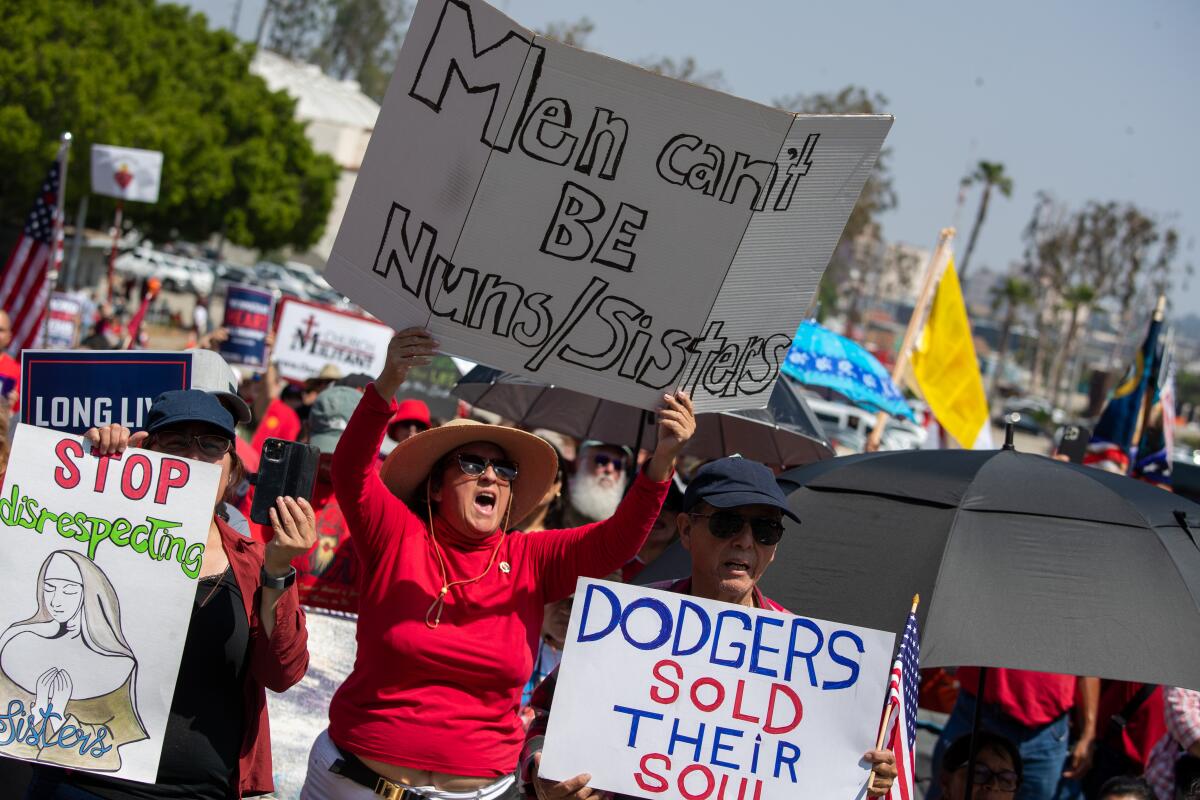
left=1048, top=284, right=1098, bottom=411
left=987, top=277, right=1035, bottom=406
left=959, top=161, right=1014, bottom=285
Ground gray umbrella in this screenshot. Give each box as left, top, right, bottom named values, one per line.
left=453, top=367, right=833, bottom=465
left=761, top=447, right=1200, bottom=691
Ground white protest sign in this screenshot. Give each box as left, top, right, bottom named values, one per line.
left=272, top=297, right=394, bottom=383
left=539, top=579, right=895, bottom=800
left=325, top=0, right=891, bottom=413
left=0, top=424, right=220, bottom=783
left=90, top=145, right=163, bottom=204
left=44, top=293, right=84, bottom=349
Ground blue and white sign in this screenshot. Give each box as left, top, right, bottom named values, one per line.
left=20, top=350, right=235, bottom=435
left=218, top=284, right=275, bottom=368
left=539, top=579, right=895, bottom=800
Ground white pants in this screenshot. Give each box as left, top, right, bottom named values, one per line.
left=300, top=729, right=518, bottom=800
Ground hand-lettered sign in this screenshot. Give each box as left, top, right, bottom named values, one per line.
left=325, top=0, right=892, bottom=413
left=0, top=424, right=221, bottom=782
left=538, top=579, right=895, bottom=800
left=272, top=297, right=394, bottom=383
left=21, top=350, right=238, bottom=435
left=218, top=284, right=275, bottom=369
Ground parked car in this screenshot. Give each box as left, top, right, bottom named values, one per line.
left=213, top=262, right=257, bottom=288
left=254, top=261, right=310, bottom=300
left=113, top=247, right=192, bottom=292
left=179, top=258, right=215, bottom=295
left=805, top=396, right=925, bottom=452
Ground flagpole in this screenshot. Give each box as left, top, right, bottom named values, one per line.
left=106, top=199, right=124, bottom=304
left=40, top=132, right=72, bottom=345
left=1128, top=294, right=1167, bottom=475
left=867, top=593, right=920, bottom=794
left=866, top=228, right=955, bottom=451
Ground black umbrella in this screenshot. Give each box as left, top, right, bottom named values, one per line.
left=453, top=368, right=833, bottom=465
left=761, top=447, right=1200, bottom=691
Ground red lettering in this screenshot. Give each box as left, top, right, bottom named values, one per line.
left=226, top=309, right=268, bottom=331
left=650, top=659, right=682, bottom=705
left=717, top=774, right=760, bottom=800
left=679, top=764, right=715, bottom=800
left=154, top=458, right=190, bottom=504
left=732, top=680, right=761, bottom=724
left=93, top=451, right=122, bottom=492
left=689, top=677, right=725, bottom=712
left=120, top=454, right=153, bottom=501
left=763, top=683, right=803, bottom=735
left=53, top=439, right=84, bottom=489
left=635, top=753, right=670, bottom=793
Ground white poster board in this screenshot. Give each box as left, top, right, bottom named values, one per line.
left=325, top=0, right=892, bottom=413
left=44, top=293, right=84, bottom=349
left=90, top=145, right=163, bottom=204
left=539, top=579, right=895, bottom=800
left=0, top=424, right=221, bottom=782
left=272, top=297, right=394, bottom=383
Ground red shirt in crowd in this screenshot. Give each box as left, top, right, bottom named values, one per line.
left=290, top=479, right=362, bottom=614
left=1097, top=680, right=1165, bottom=767
left=327, top=384, right=670, bottom=777
left=957, top=667, right=1077, bottom=728
left=251, top=397, right=301, bottom=452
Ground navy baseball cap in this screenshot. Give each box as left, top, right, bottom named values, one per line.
left=682, top=457, right=800, bottom=523
left=146, top=390, right=237, bottom=440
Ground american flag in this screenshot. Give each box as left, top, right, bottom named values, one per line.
left=883, top=609, right=920, bottom=800
left=0, top=150, right=67, bottom=353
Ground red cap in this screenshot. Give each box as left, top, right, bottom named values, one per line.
left=390, top=398, right=431, bottom=428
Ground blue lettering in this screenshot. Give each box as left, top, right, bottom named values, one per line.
left=774, top=741, right=801, bottom=782
left=749, top=616, right=784, bottom=677
left=710, top=725, right=743, bottom=770
left=0, top=699, right=111, bottom=757
left=612, top=704, right=664, bottom=747
left=823, top=630, right=864, bottom=690
left=668, top=718, right=705, bottom=762
left=785, top=617, right=823, bottom=686
left=620, top=598, right=672, bottom=650
left=711, top=609, right=751, bottom=668
left=671, top=599, right=711, bottom=656
left=577, top=583, right=622, bottom=642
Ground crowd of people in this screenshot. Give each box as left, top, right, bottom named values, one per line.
left=0, top=287, right=1195, bottom=800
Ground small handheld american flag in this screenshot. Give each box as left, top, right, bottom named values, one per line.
left=875, top=596, right=920, bottom=800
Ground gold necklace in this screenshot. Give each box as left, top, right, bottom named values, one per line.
left=424, top=499, right=511, bottom=629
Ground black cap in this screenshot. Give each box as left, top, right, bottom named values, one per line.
left=682, top=457, right=800, bottom=523
left=146, top=390, right=237, bottom=440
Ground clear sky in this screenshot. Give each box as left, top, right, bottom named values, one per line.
left=189, top=0, right=1200, bottom=310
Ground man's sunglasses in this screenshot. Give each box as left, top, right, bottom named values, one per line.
left=689, top=511, right=786, bottom=546
left=153, top=431, right=233, bottom=459
left=591, top=453, right=625, bottom=471
left=964, top=764, right=1019, bottom=792
left=456, top=453, right=519, bottom=482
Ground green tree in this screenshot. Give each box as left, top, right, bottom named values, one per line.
left=987, top=275, right=1035, bottom=405
left=958, top=161, right=1014, bottom=285
left=0, top=0, right=339, bottom=252
left=773, top=87, right=897, bottom=319
left=313, top=0, right=408, bottom=102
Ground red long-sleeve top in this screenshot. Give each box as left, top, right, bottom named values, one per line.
left=328, top=384, right=669, bottom=777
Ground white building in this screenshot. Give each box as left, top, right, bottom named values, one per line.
left=250, top=50, right=380, bottom=260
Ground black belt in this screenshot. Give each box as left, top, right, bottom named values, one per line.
left=330, top=745, right=424, bottom=800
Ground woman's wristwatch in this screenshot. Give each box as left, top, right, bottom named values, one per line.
left=261, top=566, right=297, bottom=590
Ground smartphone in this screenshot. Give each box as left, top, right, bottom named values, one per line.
left=250, top=438, right=319, bottom=526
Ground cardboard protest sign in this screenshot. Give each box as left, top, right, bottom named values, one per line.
left=539, top=579, right=895, bottom=800
left=292, top=504, right=360, bottom=615
left=44, top=294, right=84, bottom=350
left=325, top=0, right=891, bottom=413
left=21, top=350, right=238, bottom=435
left=272, top=297, right=393, bottom=383
left=90, top=145, right=163, bottom=204
left=218, top=284, right=275, bottom=369
left=0, top=423, right=221, bottom=782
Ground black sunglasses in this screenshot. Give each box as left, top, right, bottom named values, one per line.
left=965, top=764, right=1019, bottom=792
left=689, top=511, right=785, bottom=545
left=591, top=453, right=626, bottom=471
left=153, top=431, right=233, bottom=459
left=456, top=453, right=519, bottom=482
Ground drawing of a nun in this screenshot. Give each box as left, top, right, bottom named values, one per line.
left=0, top=549, right=147, bottom=771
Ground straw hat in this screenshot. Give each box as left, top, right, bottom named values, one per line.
left=380, top=419, right=558, bottom=526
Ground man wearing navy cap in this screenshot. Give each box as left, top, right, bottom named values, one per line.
left=520, top=456, right=898, bottom=799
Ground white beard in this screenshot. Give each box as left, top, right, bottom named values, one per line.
left=569, top=469, right=627, bottom=522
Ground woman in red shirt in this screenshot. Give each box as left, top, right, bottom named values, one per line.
left=300, top=329, right=695, bottom=800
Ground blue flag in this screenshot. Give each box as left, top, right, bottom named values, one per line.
left=1086, top=311, right=1163, bottom=474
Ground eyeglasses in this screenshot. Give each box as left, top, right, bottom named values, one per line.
left=456, top=453, right=519, bottom=482
left=689, top=511, right=785, bottom=546
left=153, top=431, right=233, bottom=459
left=591, top=453, right=625, bottom=471
left=963, top=764, right=1019, bottom=792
